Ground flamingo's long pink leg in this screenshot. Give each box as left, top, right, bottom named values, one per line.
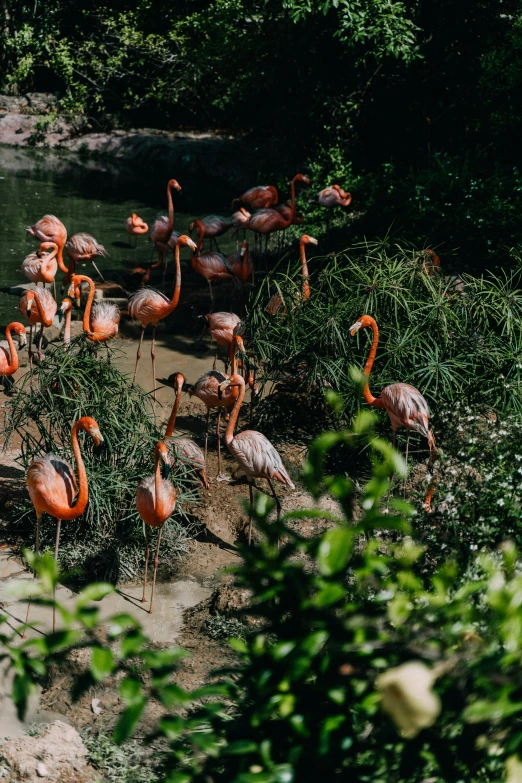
left=204, top=408, right=210, bottom=461
left=53, top=519, right=62, bottom=632
left=149, top=527, right=163, bottom=615
left=133, top=327, right=145, bottom=383
left=151, top=325, right=157, bottom=402
left=22, top=513, right=41, bottom=637
left=141, top=526, right=150, bottom=603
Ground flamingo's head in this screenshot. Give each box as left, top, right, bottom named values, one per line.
left=349, top=315, right=373, bottom=336
left=24, top=291, right=35, bottom=319
left=80, top=416, right=104, bottom=446
left=301, top=235, right=318, bottom=246
left=178, top=235, right=197, bottom=252
left=240, top=240, right=248, bottom=256
left=58, top=298, right=73, bottom=322
left=169, top=179, right=182, bottom=193
left=156, top=441, right=171, bottom=477
left=293, top=174, right=310, bottom=186
left=10, top=322, right=27, bottom=348
left=68, top=275, right=83, bottom=306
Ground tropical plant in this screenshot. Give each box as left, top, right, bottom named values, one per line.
left=2, top=338, right=197, bottom=583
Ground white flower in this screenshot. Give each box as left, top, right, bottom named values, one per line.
left=375, top=662, right=441, bottom=738
left=498, top=499, right=505, bottom=507
left=506, top=755, right=522, bottom=783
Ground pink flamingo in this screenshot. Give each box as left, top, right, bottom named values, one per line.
left=65, top=233, right=107, bottom=283
left=57, top=298, right=74, bottom=348
left=19, top=287, right=57, bottom=362
left=242, top=174, right=310, bottom=254
left=218, top=373, right=294, bottom=543
left=266, top=234, right=318, bottom=315
left=150, top=178, right=181, bottom=280
left=17, top=242, right=59, bottom=291
left=68, top=274, right=120, bottom=343
left=126, top=213, right=149, bottom=247
left=189, top=215, right=233, bottom=252
left=136, top=441, right=177, bottom=614
left=163, top=373, right=209, bottom=490
left=25, top=416, right=104, bottom=631
left=232, top=207, right=251, bottom=248
left=349, top=315, right=436, bottom=506
left=188, top=333, right=246, bottom=480
left=190, top=220, right=236, bottom=304
left=314, top=184, right=352, bottom=209
left=206, top=311, right=241, bottom=369
left=129, top=234, right=196, bottom=399
left=26, top=215, right=70, bottom=285
left=231, top=185, right=278, bottom=211
left=226, top=241, right=254, bottom=289
left=0, top=323, right=27, bottom=384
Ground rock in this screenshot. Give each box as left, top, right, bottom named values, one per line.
left=0, top=721, right=97, bottom=783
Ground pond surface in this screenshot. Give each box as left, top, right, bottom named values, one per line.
left=0, top=145, right=239, bottom=325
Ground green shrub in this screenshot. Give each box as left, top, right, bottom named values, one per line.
left=2, top=338, right=197, bottom=583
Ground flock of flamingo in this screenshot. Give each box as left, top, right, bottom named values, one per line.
left=0, top=173, right=437, bottom=625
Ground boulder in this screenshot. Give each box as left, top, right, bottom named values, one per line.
left=0, top=721, right=97, bottom=783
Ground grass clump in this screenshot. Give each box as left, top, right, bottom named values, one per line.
left=2, top=338, right=197, bottom=583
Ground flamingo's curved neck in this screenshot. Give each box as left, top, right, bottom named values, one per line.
left=42, top=245, right=58, bottom=279
left=61, top=421, right=89, bottom=520
left=166, top=183, right=175, bottom=239
left=300, top=240, right=310, bottom=301
left=229, top=339, right=238, bottom=375
left=225, top=378, right=246, bottom=446
left=167, top=242, right=182, bottom=312
left=4, top=325, right=19, bottom=374
left=362, top=317, right=384, bottom=408
left=56, top=241, right=69, bottom=275
left=153, top=450, right=166, bottom=519
left=165, top=382, right=183, bottom=438
left=241, top=246, right=249, bottom=280
left=64, top=309, right=71, bottom=347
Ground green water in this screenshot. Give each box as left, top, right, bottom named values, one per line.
left=0, top=145, right=239, bottom=325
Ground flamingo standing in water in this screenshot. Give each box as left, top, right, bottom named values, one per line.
left=190, top=220, right=237, bottom=305
left=126, top=213, right=149, bottom=246
left=65, top=233, right=107, bottom=283
left=163, top=372, right=209, bottom=489
left=17, top=242, right=59, bottom=294
left=189, top=215, right=233, bottom=252
left=231, top=185, right=278, bottom=211
left=206, top=311, right=241, bottom=369
left=188, top=333, right=247, bottom=480
left=218, top=373, right=294, bottom=543
left=26, top=215, right=70, bottom=288
left=242, top=174, right=310, bottom=255
left=128, top=234, right=196, bottom=400
left=136, top=441, right=177, bottom=613
left=266, top=234, right=318, bottom=315
left=25, top=416, right=104, bottom=631
left=0, top=323, right=27, bottom=387
left=349, top=315, right=437, bottom=508
left=150, top=178, right=181, bottom=281
left=68, top=274, right=120, bottom=343
left=19, top=287, right=57, bottom=362
left=57, top=298, right=73, bottom=348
